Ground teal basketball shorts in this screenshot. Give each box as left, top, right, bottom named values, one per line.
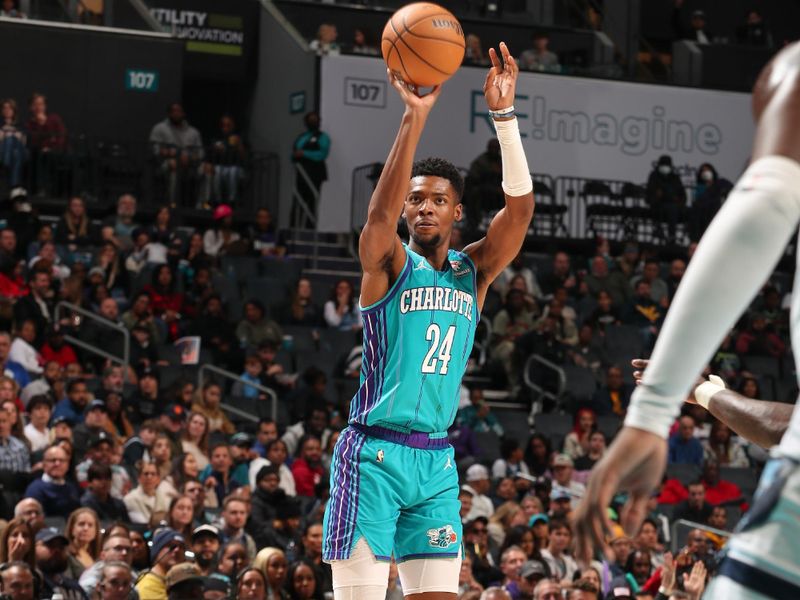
left=322, top=424, right=462, bottom=563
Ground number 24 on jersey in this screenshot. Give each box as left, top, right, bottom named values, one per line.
left=422, top=324, right=456, bottom=375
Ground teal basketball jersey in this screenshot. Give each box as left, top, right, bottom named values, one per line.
left=349, top=244, right=479, bottom=433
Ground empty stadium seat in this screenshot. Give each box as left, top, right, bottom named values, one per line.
left=494, top=407, right=532, bottom=444
left=259, top=257, right=303, bottom=284
left=247, top=277, right=292, bottom=316
left=474, top=431, right=501, bottom=467
left=604, top=324, right=644, bottom=366
left=665, top=463, right=701, bottom=485
left=533, top=413, right=573, bottom=442
left=221, top=255, right=260, bottom=289
left=562, top=365, right=597, bottom=409
left=720, top=467, right=760, bottom=501
left=596, top=415, right=622, bottom=440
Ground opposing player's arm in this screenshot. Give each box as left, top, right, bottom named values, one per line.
left=632, top=359, right=791, bottom=448
left=464, top=44, right=535, bottom=295
left=359, top=72, right=442, bottom=307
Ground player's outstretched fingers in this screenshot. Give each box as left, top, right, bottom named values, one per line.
left=499, top=42, right=516, bottom=73
left=573, top=503, right=608, bottom=567
left=574, top=472, right=618, bottom=565
left=488, top=46, right=502, bottom=70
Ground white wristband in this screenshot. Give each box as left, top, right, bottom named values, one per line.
left=493, top=117, right=533, bottom=197
left=694, top=375, right=725, bottom=410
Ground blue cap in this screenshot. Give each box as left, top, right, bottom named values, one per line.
left=528, top=513, right=549, bottom=527
left=149, top=528, right=185, bottom=561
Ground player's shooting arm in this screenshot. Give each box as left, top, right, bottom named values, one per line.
left=464, top=44, right=535, bottom=286
left=360, top=73, right=441, bottom=290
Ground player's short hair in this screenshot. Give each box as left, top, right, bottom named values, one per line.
left=411, top=157, right=464, bottom=200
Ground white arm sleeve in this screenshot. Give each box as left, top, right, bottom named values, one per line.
left=626, top=156, right=800, bottom=438
left=494, top=117, right=533, bottom=197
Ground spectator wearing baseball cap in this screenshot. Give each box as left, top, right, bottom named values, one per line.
left=36, top=527, right=87, bottom=600
left=462, top=464, right=495, bottom=521
left=192, top=524, right=221, bottom=576
left=607, top=525, right=633, bottom=579
left=72, top=398, right=109, bottom=460
left=165, top=561, right=204, bottom=599
left=549, top=489, right=573, bottom=519
left=518, top=560, right=549, bottom=597
left=135, top=528, right=188, bottom=599
left=550, top=453, right=585, bottom=510
left=204, top=204, right=240, bottom=257
left=133, top=365, right=163, bottom=421
left=75, top=430, right=132, bottom=499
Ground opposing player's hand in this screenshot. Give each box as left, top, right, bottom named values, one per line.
left=572, top=426, right=667, bottom=566
left=484, top=42, right=518, bottom=111
left=387, top=69, right=442, bottom=116
left=631, top=358, right=706, bottom=405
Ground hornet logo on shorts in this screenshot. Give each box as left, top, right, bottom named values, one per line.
left=426, top=525, right=457, bottom=548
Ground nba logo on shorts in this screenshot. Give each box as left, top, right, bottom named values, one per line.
left=376, top=449, right=384, bottom=463
left=426, top=525, right=457, bottom=548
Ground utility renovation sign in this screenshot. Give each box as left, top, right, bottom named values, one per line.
left=150, top=7, right=245, bottom=56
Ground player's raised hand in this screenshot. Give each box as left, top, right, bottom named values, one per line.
left=484, top=42, right=518, bottom=111
left=387, top=69, right=442, bottom=116
left=572, top=426, right=667, bottom=566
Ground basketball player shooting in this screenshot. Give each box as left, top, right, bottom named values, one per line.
left=321, top=42, right=534, bottom=600
left=573, top=42, right=800, bottom=598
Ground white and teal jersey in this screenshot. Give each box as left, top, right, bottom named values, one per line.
left=350, top=244, right=479, bottom=434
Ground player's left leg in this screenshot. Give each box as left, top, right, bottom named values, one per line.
left=394, top=445, right=462, bottom=599
left=398, top=556, right=461, bottom=599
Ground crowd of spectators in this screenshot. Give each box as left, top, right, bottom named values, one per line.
left=0, top=94, right=250, bottom=208
left=0, top=158, right=785, bottom=600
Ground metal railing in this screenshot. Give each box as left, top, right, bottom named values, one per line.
left=291, top=163, right=321, bottom=268
left=12, top=133, right=280, bottom=215
left=524, top=354, right=567, bottom=423
left=54, top=301, right=130, bottom=380
left=197, top=363, right=278, bottom=423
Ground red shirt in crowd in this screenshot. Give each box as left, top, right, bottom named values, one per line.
left=291, top=458, right=324, bottom=497
left=41, top=343, right=78, bottom=367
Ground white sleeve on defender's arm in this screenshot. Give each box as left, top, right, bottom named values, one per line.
left=625, top=156, right=800, bottom=439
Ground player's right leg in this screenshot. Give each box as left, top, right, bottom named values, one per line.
left=323, top=428, right=401, bottom=599
left=330, top=538, right=391, bottom=600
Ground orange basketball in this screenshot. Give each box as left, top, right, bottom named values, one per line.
left=381, top=2, right=465, bottom=88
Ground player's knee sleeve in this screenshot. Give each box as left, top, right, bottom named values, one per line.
left=330, top=537, right=390, bottom=596
left=397, top=554, right=462, bottom=595
left=332, top=585, right=388, bottom=600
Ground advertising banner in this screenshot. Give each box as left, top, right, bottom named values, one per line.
left=149, top=0, right=258, bottom=80
left=318, top=54, right=753, bottom=232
